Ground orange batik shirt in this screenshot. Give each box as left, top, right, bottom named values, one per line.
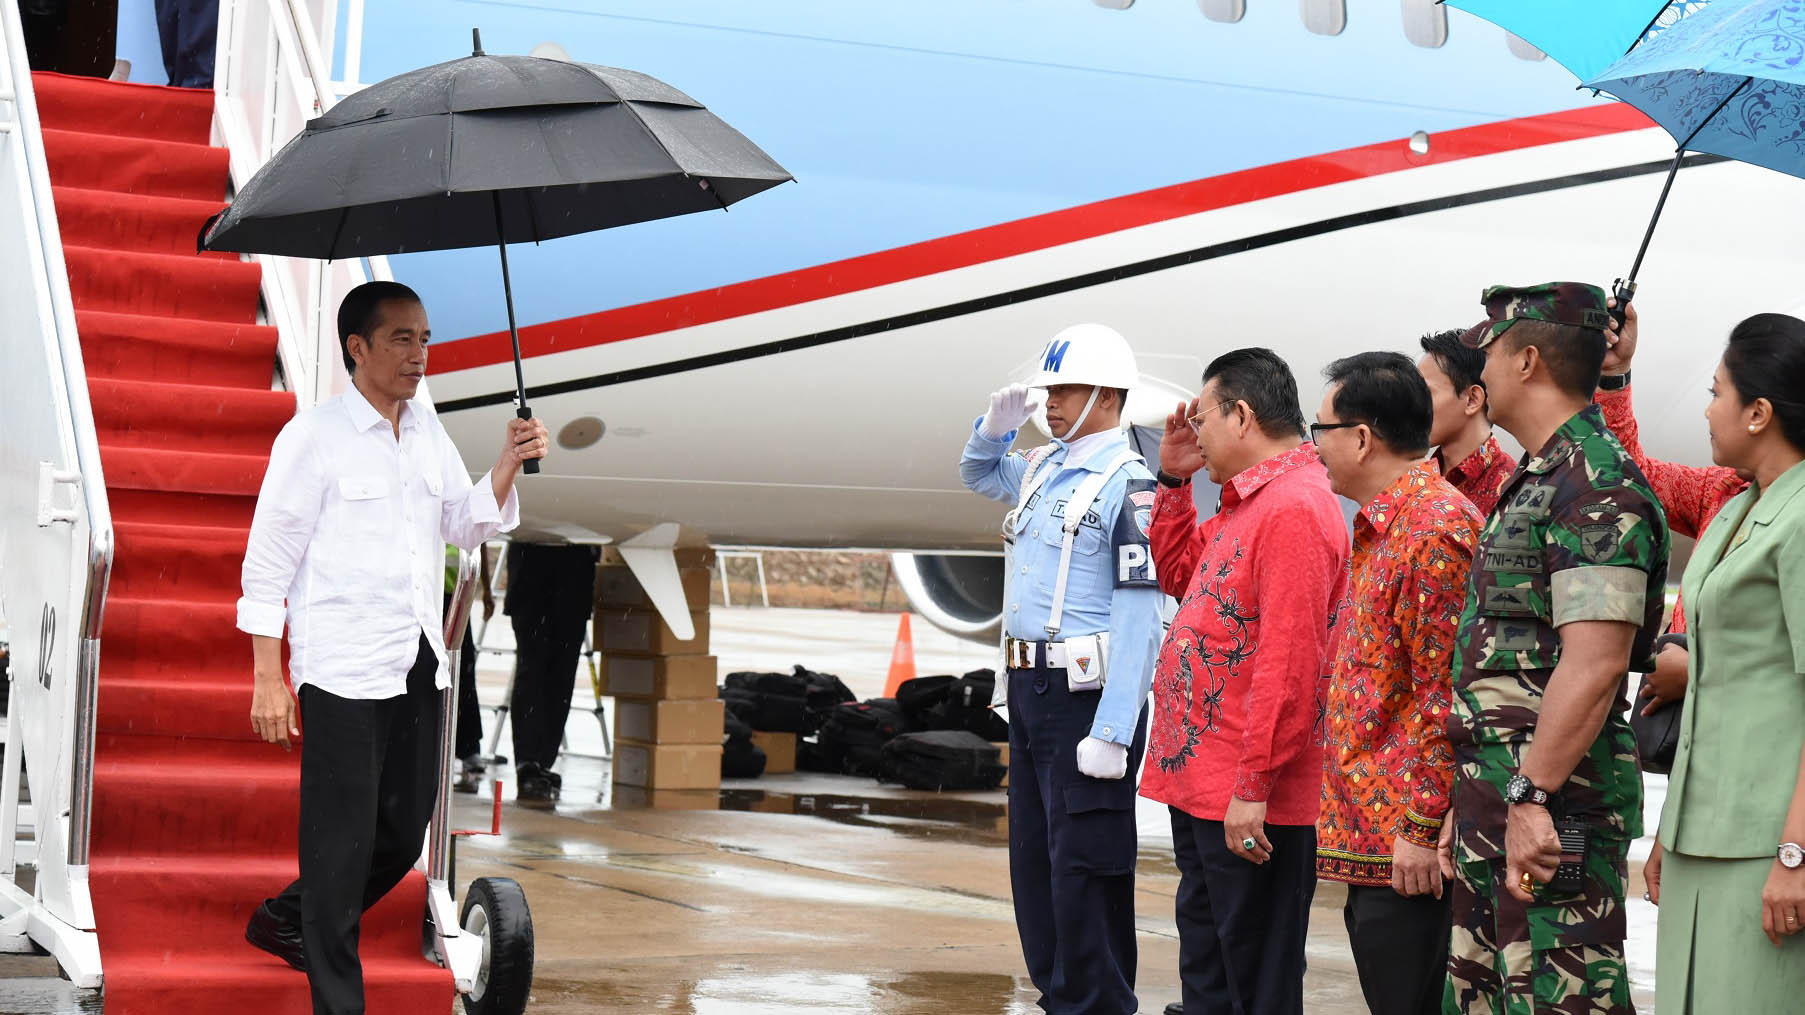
left=1317, top=461, right=1482, bottom=886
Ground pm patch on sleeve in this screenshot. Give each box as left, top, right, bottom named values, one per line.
left=1113, top=478, right=1159, bottom=589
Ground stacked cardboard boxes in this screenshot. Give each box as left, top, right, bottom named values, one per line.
left=596, top=549, right=724, bottom=800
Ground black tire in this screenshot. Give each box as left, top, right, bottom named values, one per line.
left=459, top=877, right=534, bottom=1015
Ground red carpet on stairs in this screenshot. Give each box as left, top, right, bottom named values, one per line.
left=31, top=71, right=454, bottom=1014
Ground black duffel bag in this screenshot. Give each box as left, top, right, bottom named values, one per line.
left=721, top=671, right=809, bottom=733
left=812, top=698, right=911, bottom=776
left=721, top=711, right=767, bottom=779
left=880, top=730, right=1007, bottom=791
left=896, top=675, right=961, bottom=728
left=793, top=665, right=857, bottom=733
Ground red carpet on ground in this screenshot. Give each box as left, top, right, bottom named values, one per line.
left=32, top=71, right=453, bottom=1014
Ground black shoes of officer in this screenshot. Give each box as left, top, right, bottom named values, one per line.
left=244, top=900, right=306, bottom=972
left=453, top=755, right=485, bottom=795
left=516, top=762, right=561, bottom=802
left=1163, top=1004, right=1182, bottom=1015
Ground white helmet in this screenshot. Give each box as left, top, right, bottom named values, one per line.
left=1026, top=323, right=1139, bottom=390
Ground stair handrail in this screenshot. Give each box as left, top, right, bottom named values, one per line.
left=213, top=0, right=395, bottom=409
left=0, top=0, right=112, bottom=988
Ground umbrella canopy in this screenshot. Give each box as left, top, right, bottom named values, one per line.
left=1585, top=0, right=1805, bottom=180
left=1438, top=0, right=1704, bottom=82
left=200, top=45, right=793, bottom=258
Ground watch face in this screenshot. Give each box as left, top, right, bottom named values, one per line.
left=1781, top=843, right=1804, bottom=869
left=1506, top=775, right=1531, bottom=804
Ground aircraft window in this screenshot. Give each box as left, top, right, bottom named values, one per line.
left=1091, top=0, right=1134, bottom=8
left=1198, top=0, right=1245, bottom=22
left=1300, top=0, right=1347, bottom=37
left=1401, top=0, right=1448, bottom=48
left=1409, top=131, right=1431, bottom=156
left=1505, top=33, right=1547, bottom=61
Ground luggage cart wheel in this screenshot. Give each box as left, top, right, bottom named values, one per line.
left=459, top=877, right=534, bottom=1015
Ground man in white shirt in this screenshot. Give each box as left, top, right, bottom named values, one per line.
left=237, top=281, right=546, bottom=1015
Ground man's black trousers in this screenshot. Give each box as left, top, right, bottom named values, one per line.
left=266, top=636, right=439, bottom=1015
left=1343, top=882, right=1452, bottom=1015
left=1168, top=809, right=1316, bottom=1015
left=508, top=610, right=588, bottom=772
left=1006, top=663, right=1148, bottom=1015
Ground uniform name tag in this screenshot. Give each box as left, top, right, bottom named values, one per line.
left=1484, top=549, right=1544, bottom=573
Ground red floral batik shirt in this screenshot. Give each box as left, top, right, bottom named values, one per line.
left=1141, top=445, right=1350, bottom=826
left=1435, top=432, right=1517, bottom=518
left=1316, top=461, right=1481, bottom=886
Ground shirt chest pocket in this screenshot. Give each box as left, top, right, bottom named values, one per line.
left=336, top=476, right=394, bottom=536
left=1032, top=508, right=1107, bottom=593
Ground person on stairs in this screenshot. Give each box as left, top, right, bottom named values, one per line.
left=959, top=323, right=1163, bottom=1015
left=237, top=281, right=547, bottom=1015
left=504, top=540, right=601, bottom=802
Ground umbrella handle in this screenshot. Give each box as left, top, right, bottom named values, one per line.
left=1609, top=278, right=1637, bottom=332
left=519, top=404, right=541, bottom=475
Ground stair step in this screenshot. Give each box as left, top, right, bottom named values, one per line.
left=109, top=488, right=258, bottom=530
left=40, top=127, right=228, bottom=201
left=98, top=444, right=272, bottom=497
left=102, top=598, right=244, bottom=673
left=88, top=858, right=438, bottom=961
left=92, top=736, right=300, bottom=858
left=97, top=956, right=450, bottom=1015
left=110, top=520, right=249, bottom=603
left=89, top=377, right=295, bottom=456
left=52, top=186, right=232, bottom=258
left=77, top=310, right=278, bottom=390
left=98, top=675, right=262, bottom=740
left=30, top=71, right=215, bottom=145
left=64, top=245, right=262, bottom=324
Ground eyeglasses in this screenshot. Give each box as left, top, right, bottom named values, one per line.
left=1187, top=399, right=1243, bottom=434
left=1309, top=421, right=1361, bottom=445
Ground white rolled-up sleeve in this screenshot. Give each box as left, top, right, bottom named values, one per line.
left=437, top=422, right=519, bottom=550
left=237, top=420, right=325, bottom=637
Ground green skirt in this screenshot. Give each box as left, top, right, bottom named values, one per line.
left=1657, top=849, right=1805, bottom=1014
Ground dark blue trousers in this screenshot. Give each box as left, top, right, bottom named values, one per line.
left=1007, top=664, right=1148, bottom=1015
left=155, top=0, right=217, bottom=87
left=1168, top=809, right=1316, bottom=1015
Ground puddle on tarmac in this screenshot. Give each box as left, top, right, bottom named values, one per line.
left=718, top=790, right=1008, bottom=847
left=0, top=958, right=104, bottom=1015
left=531, top=969, right=1031, bottom=1014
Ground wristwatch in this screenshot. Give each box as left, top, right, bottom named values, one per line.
left=1156, top=471, right=1187, bottom=489
left=1598, top=370, right=1631, bottom=391
left=1505, top=774, right=1552, bottom=807
left=1779, top=842, right=1805, bottom=870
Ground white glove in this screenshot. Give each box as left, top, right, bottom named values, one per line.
left=978, top=383, right=1040, bottom=440
left=1076, top=736, right=1128, bottom=780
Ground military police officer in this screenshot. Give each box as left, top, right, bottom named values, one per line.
left=960, top=323, right=1163, bottom=1015
left=1439, top=284, right=1670, bottom=1015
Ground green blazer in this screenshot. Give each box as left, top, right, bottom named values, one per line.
left=1660, top=459, right=1805, bottom=858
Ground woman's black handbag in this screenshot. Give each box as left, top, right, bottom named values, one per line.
left=1630, top=633, right=1688, bottom=774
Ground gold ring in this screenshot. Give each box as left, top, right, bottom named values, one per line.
left=1518, top=872, right=1535, bottom=892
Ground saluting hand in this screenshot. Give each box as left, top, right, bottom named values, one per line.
left=979, top=384, right=1041, bottom=440
left=1159, top=397, right=1206, bottom=480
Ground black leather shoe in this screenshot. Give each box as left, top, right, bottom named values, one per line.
left=245, top=901, right=306, bottom=972
left=1164, top=1003, right=1183, bottom=1015
left=516, top=764, right=560, bottom=802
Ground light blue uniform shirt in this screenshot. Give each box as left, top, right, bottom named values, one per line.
left=960, top=421, right=1164, bottom=747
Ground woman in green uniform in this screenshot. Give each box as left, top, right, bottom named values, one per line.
left=1646, top=312, right=1805, bottom=1013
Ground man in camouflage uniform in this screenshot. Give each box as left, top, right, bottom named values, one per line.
left=1439, top=283, right=1669, bottom=1015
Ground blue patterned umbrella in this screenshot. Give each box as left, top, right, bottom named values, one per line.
left=1584, top=0, right=1805, bottom=295
left=1438, top=1, right=1703, bottom=82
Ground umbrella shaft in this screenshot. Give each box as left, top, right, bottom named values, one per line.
left=492, top=193, right=528, bottom=407
left=1628, top=148, right=1685, bottom=283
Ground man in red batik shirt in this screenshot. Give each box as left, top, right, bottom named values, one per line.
left=1144, top=348, right=1349, bottom=1015
left=1419, top=329, right=1517, bottom=516
left=1311, top=352, right=1482, bottom=1015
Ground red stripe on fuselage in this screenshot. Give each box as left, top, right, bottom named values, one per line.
left=432, top=104, right=1650, bottom=374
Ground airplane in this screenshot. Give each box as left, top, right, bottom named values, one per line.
left=343, top=1, right=1805, bottom=640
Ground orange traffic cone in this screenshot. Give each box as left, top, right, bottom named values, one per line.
left=883, top=613, right=917, bottom=696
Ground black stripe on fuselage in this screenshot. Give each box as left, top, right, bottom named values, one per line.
left=436, top=154, right=1723, bottom=413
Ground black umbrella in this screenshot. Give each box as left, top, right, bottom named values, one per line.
left=201, top=30, right=792, bottom=473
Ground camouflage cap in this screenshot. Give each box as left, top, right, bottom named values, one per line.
left=1459, top=282, right=1612, bottom=349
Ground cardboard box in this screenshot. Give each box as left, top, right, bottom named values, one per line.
left=616, top=698, right=725, bottom=745
left=598, top=654, right=718, bottom=701
left=593, top=608, right=711, bottom=656
left=750, top=730, right=796, bottom=775
left=612, top=739, right=723, bottom=790
left=596, top=565, right=714, bottom=612
left=609, top=786, right=721, bottom=811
